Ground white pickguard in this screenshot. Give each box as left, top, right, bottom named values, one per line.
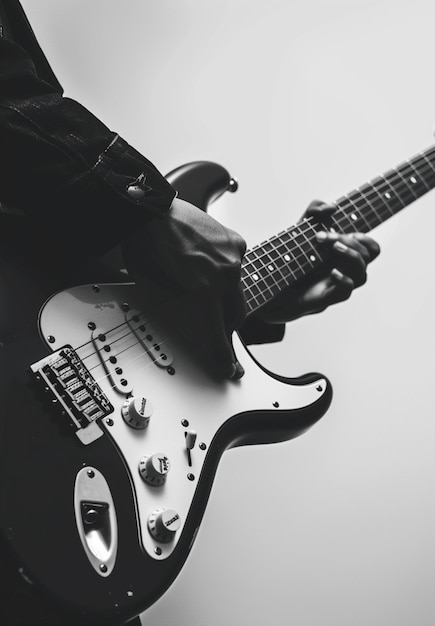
left=38, top=282, right=327, bottom=560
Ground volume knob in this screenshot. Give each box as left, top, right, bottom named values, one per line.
left=121, top=396, right=153, bottom=429
left=139, top=453, right=170, bottom=485
left=148, top=508, right=180, bottom=543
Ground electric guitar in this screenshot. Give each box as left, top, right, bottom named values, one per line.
left=0, top=145, right=434, bottom=625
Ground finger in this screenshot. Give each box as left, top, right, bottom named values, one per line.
left=331, top=240, right=367, bottom=287
left=223, top=283, right=246, bottom=379
left=304, top=270, right=354, bottom=312
left=317, top=231, right=377, bottom=265
left=304, top=201, right=337, bottom=221
left=328, top=269, right=354, bottom=302
left=352, top=233, right=381, bottom=261
left=223, top=282, right=247, bottom=333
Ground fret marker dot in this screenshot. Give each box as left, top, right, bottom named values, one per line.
left=310, top=255, right=316, bottom=262
left=253, top=273, right=259, bottom=281
left=330, top=227, right=336, bottom=233
left=284, top=254, right=290, bottom=262
left=385, top=192, right=391, bottom=199
left=410, top=176, right=417, bottom=184
left=351, top=213, right=357, bottom=221
left=291, top=231, right=297, bottom=237
left=268, top=264, right=274, bottom=271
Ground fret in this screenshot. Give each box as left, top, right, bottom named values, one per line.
left=395, top=167, right=419, bottom=201
left=405, top=159, right=431, bottom=192
left=287, top=225, right=319, bottom=271
left=276, top=231, right=306, bottom=276
left=367, top=175, right=397, bottom=223
left=242, top=270, right=268, bottom=310
left=355, top=182, right=384, bottom=228
left=263, top=242, right=291, bottom=286
left=332, top=197, right=362, bottom=232
left=386, top=167, right=415, bottom=207
left=350, top=191, right=373, bottom=231
left=252, top=249, right=282, bottom=297
left=298, top=221, right=325, bottom=267
left=377, top=169, right=406, bottom=213
left=421, top=151, right=435, bottom=180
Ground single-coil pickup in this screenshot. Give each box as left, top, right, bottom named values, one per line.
left=92, top=328, right=133, bottom=394
left=125, top=310, right=173, bottom=369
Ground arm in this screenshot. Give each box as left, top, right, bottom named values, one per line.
left=0, top=23, right=175, bottom=255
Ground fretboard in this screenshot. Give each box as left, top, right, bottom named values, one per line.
left=242, top=144, right=435, bottom=316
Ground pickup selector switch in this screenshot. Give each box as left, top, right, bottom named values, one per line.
left=139, top=453, right=170, bottom=485
left=148, top=508, right=180, bottom=543
left=121, top=396, right=153, bottom=429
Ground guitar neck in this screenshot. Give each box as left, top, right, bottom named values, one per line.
left=242, top=144, right=435, bottom=316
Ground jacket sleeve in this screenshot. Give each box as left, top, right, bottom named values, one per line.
left=0, top=35, right=176, bottom=256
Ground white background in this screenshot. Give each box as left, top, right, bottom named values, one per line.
left=21, top=1, right=435, bottom=624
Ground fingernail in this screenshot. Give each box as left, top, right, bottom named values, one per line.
left=331, top=268, right=344, bottom=280
left=316, top=231, right=327, bottom=241
left=334, top=241, right=347, bottom=252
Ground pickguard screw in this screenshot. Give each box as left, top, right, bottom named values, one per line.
left=187, top=473, right=195, bottom=481
left=106, top=418, right=114, bottom=427
left=87, top=469, right=95, bottom=478
left=122, top=303, right=130, bottom=312
left=199, top=442, right=207, bottom=451
left=99, top=563, right=107, bottom=573
left=167, top=367, right=175, bottom=375
left=316, top=385, right=323, bottom=392
left=181, top=419, right=189, bottom=427
left=47, top=335, right=55, bottom=344
left=88, top=322, right=96, bottom=330
left=154, top=547, right=162, bottom=556
left=272, top=401, right=280, bottom=408
left=92, top=285, right=100, bottom=293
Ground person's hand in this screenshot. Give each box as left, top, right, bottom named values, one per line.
left=122, top=197, right=246, bottom=379
left=257, top=200, right=381, bottom=324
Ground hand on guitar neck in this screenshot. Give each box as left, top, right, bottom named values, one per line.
left=123, top=197, right=380, bottom=379
left=256, top=200, right=381, bottom=324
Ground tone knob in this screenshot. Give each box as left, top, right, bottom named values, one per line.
left=148, top=508, right=180, bottom=543
left=121, top=396, right=153, bottom=429
left=138, top=453, right=170, bottom=485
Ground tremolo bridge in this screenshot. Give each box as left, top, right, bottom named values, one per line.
left=30, top=346, right=114, bottom=445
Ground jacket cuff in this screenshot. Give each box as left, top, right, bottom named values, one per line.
left=91, top=135, right=176, bottom=217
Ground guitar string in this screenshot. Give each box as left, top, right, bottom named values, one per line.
left=76, top=313, right=170, bottom=371
left=92, top=336, right=169, bottom=390
left=70, top=320, right=174, bottom=394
